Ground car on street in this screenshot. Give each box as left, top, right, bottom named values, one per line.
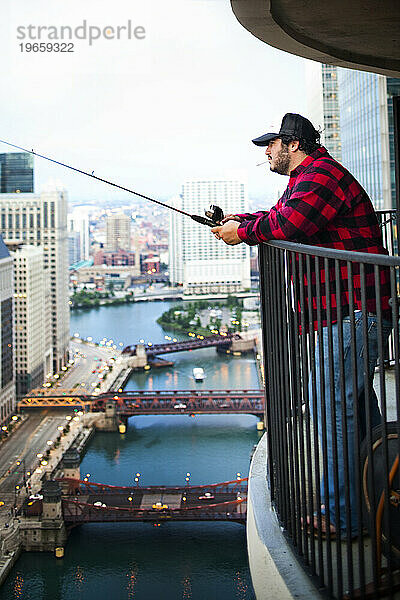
left=198, top=492, right=214, bottom=500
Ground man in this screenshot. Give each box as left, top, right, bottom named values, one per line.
left=212, top=113, right=393, bottom=537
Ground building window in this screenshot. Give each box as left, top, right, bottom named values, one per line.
left=43, top=202, right=48, bottom=228
left=1, top=298, right=13, bottom=387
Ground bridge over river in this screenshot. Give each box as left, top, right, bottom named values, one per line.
left=24, top=478, right=248, bottom=525
left=122, top=333, right=241, bottom=356
left=19, top=389, right=265, bottom=417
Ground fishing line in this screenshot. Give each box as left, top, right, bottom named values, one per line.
left=0, top=138, right=220, bottom=227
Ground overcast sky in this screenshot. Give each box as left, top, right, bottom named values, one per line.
left=0, top=0, right=309, bottom=208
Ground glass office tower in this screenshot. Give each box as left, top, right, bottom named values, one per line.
left=0, top=152, right=34, bottom=193
left=387, top=78, right=400, bottom=206
left=338, top=69, right=400, bottom=209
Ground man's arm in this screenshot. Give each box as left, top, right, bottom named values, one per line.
left=236, top=173, right=346, bottom=245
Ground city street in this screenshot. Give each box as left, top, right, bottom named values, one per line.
left=54, top=340, right=120, bottom=393
left=0, top=413, right=69, bottom=494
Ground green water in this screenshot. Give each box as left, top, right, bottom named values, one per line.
left=0, top=302, right=259, bottom=600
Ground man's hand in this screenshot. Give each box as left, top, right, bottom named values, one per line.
left=221, top=214, right=242, bottom=224
left=211, top=221, right=242, bottom=245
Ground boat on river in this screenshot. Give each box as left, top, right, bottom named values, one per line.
left=192, top=367, right=205, bottom=381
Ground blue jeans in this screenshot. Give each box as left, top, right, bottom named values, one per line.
left=311, top=311, right=392, bottom=535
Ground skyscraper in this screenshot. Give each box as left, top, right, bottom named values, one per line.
left=169, top=179, right=250, bottom=294
left=387, top=78, right=400, bottom=206
left=8, top=243, right=53, bottom=397
left=68, top=231, right=81, bottom=266
left=0, top=237, right=15, bottom=423
left=306, top=62, right=342, bottom=161
left=106, top=214, right=131, bottom=251
left=0, top=187, right=69, bottom=372
left=338, top=69, right=400, bottom=209
left=0, top=153, right=34, bottom=193
left=68, top=208, right=90, bottom=260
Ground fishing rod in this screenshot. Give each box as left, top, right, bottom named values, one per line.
left=0, top=138, right=224, bottom=228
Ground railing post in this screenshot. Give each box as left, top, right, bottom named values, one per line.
left=393, top=96, right=400, bottom=218
left=257, top=244, right=275, bottom=502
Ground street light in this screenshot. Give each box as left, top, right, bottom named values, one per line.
left=14, top=485, right=20, bottom=510
left=16, top=459, right=26, bottom=487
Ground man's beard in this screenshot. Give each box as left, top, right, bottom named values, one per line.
left=270, top=145, right=291, bottom=175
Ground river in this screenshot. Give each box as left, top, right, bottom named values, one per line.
left=1, top=300, right=260, bottom=600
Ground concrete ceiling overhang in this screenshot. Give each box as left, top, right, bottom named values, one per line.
left=231, top=0, right=400, bottom=77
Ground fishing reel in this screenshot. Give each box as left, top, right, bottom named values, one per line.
left=205, top=205, right=224, bottom=224
left=191, top=205, right=225, bottom=228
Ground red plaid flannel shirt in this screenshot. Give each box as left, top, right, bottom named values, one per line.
left=237, top=147, right=392, bottom=328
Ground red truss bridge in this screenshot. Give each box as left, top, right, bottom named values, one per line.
left=19, top=390, right=265, bottom=417
left=93, top=390, right=264, bottom=417
left=122, top=333, right=241, bottom=356
left=24, top=478, right=247, bottom=524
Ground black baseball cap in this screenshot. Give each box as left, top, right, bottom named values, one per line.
left=252, top=113, right=318, bottom=146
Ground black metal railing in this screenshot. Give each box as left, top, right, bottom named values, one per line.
left=258, top=210, right=400, bottom=598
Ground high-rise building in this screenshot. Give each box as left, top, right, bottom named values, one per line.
left=169, top=180, right=250, bottom=294
left=0, top=187, right=69, bottom=371
left=0, top=153, right=34, bottom=193
left=338, top=69, right=400, bottom=209
left=68, top=208, right=90, bottom=260
left=306, top=62, right=342, bottom=161
left=387, top=78, right=400, bottom=207
left=0, top=237, right=15, bottom=423
left=106, top=214, right=131, bottom=251
left=8, top=243, right=53, bottom=397
left=68, top=231, right=81, bottom=266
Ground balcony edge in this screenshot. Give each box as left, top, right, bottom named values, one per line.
left=246, top=433, right=322, bottom=600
